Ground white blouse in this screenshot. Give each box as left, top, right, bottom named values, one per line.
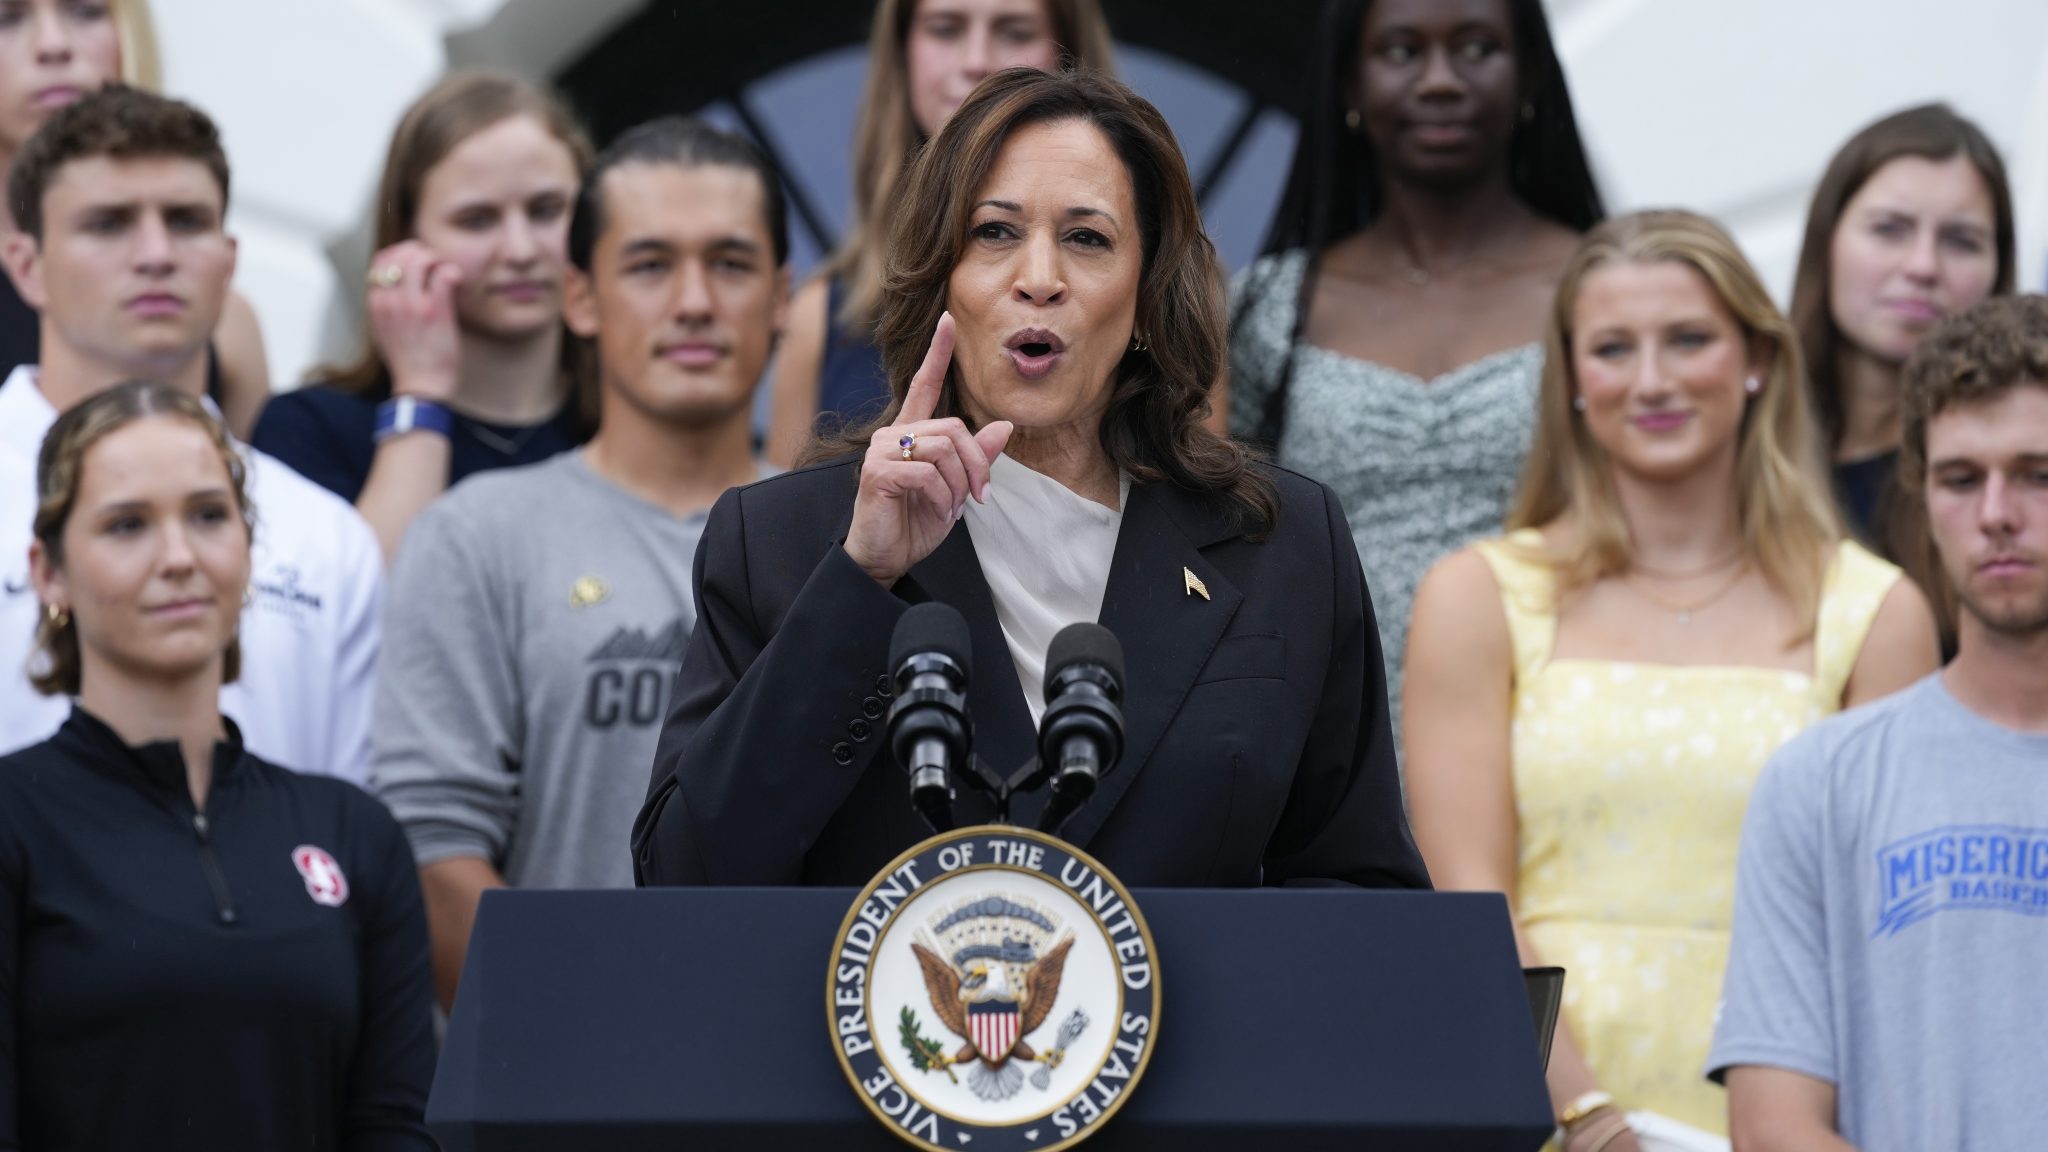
left=962, top=453, right=1130, bottom=726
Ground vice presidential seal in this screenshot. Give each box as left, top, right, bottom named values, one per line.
left=828, top=825, right=1159, bottom=1151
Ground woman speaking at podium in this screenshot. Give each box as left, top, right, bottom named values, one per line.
left=634, top=69, right=1427, bottom=892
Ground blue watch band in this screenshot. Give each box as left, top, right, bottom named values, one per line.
left=373, top=396, right=454, bottom=444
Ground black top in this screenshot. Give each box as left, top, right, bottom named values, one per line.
left=634, top=456, right=1431, bottom=891
left=813, top=278, right=891, bottom=433
left=251, top=381, right=582, bottom=502
left=1834, top=450, right=1899, bottom=548
left=0, top=271, right=35, bottom=377
left=0, top=709, right=437, bottom=1151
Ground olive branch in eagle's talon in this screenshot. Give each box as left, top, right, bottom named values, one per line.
left=899, top=1006, right=960, bottom=1083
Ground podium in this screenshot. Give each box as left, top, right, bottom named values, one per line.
left=430, top=888, right=1553, bottom=1151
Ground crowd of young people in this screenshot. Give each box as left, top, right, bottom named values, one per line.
left=0, top=1, right=2041, bottom=1150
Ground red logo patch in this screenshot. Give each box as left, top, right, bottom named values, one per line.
left=292, top=845, right=349, bottom=907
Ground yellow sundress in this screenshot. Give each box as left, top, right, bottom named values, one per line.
left=1474, top=532, right=1900, bottom=1135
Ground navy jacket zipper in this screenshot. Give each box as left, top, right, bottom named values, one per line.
left=189, top=811, right=239, bottom=925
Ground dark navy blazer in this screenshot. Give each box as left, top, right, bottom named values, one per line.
left=633, top=455, right=1429, bottom=891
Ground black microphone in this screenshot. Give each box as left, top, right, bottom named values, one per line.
left=887, top=603, right=974, bottom=833
left=1035, top=623, right=1124, bottom=835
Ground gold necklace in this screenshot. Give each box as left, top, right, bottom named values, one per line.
left=1626, top=561, right=1751, bottom=625
left=1630, top=546, right=1746, bottom=580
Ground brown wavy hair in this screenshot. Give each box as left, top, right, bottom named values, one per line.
left=1511, top=210, right=1841, bottom=641
left=319, top=72, right=599, bottom=432
left=1900, top=295, right=2048, bottom=487
left=808, top=68, right=1273, bottom=533
left=31, top=382, right=253, bottom=696
left=1896, top=295, right=2048, bottom=631
left=7, top=84, right=226, bottom=242
left=825, top=0, right=1116, bottom=332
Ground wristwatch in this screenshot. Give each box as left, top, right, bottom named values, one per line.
left=373, top=396, right=454, bottom=444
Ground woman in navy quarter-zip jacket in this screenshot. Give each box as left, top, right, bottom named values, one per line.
left=0, top=383, right=436, bottom=1152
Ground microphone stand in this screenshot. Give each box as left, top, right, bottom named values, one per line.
left=895, top=622, right=1123, bottom=841
left=917, top=754, right=1084, bottom=837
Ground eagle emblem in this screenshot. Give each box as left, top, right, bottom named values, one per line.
left=904, top=895, right=1077, bottom=1101
left=830, top=827, right=1161, bottom=1149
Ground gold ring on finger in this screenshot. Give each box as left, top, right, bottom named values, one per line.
left=897, top=433, right=916, bottom=460
left=367, top=264, right=404, bottom=289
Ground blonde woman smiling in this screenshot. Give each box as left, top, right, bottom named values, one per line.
left=1404, top=211, right=1939, bottom=1149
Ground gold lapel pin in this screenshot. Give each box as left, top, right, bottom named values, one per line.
left=1183, top=566, right=1209, bottom=601
left=570, top=575, right=610, bottom=609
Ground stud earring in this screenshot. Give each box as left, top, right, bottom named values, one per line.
left=1744, top=375, right=1761, bottom=396
left=1572, top=395, right=1587, bottom=413
left=44, top=602, right=68, bottom=629
left=1520, top=100, right=1536, bottom=126
left=1344, top=108, right=1361, bottom=133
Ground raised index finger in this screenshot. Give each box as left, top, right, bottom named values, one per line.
left=899, top=311, right=956, bottom=425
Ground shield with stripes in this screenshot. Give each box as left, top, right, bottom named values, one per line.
left=968, top=998, right=1021, bottom=1061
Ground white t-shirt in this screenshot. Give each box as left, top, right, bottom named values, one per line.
left=962, top=453, right=1128, bottom=725
left=0, top=366, right=381, bottom=783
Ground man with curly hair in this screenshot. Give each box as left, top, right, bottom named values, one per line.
left=1710, top=294, right=2048, bottom=1151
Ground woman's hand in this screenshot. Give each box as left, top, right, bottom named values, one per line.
left=365, top=240, right=463, bottom=403
left=844, top=312, right=1013, bottom=587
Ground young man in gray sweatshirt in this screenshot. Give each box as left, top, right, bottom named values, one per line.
left=1710, top=296, right=2048, bottom=1151
left=371, top=117, right=787, bottom=1009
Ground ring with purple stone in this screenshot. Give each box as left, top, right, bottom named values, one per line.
left=897, top=433, right=916, bottom=460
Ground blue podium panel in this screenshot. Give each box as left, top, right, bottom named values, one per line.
left=430, top=888, right=1551, bottom=1151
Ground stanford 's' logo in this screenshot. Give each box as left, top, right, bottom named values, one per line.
left=292, top=845, right=349, bottom=907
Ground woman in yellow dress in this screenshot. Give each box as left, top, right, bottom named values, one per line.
left=1403, top=210, right=1941, bottom=1151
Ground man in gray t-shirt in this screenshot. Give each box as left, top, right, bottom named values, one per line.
left=375, top=455, right=718, bottom=889
left=1709, top=297, right=2048, bottom=1151
left=372, top=117, right=793, bottom=1009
